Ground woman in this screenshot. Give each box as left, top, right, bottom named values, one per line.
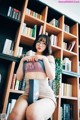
left=8, top=34, right=56, bottom=120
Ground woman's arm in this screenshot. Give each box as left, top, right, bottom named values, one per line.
left=16, top=55, right=36, bottom=80
left=43, top=55, right=55, bottom=80
left=16, top=58, right=24, bottom=81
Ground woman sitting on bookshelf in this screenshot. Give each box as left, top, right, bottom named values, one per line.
left=8, top=34, right=56, bottom=120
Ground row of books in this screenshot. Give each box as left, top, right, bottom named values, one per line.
left=60, top=103, right=73, bottom=120
left=64, top=23, right=70, bottom=33
left=22, top=23, right=37, bottom=38
left=26, top=8, right=42, bottom=20
left=10, top=74, right=26, bottom=91
left=61, top=83, right=72, bottom=97
left=7, top=6, right=21, bottom=21
left=49, top=18, right=59, bottom=27
left=63, top=41, right=76, bottom=52
left=6, top=99, right=16, bottom=119
left=2, top=39, right=23, bottom=57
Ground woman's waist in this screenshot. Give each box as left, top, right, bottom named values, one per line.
left=25, top=72, right=47, bottom=80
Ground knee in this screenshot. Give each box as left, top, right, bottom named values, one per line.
left=26, top=106, right=41, bottom=120
left=8, top=111, right=18, bottom=120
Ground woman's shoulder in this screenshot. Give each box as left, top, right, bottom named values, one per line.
left=47, top=55, right=55, bottom=60
left=46, top=55, right=55, bottom=64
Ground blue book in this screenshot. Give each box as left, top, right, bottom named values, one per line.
left=27, top=79, right=39, bottom=105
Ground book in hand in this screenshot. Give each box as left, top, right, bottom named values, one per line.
left=27, top=79, right=39, bottom=105
left=67, top=41, right=75, bottom=51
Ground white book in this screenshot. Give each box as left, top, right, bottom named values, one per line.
left=49, top=19, right=55, bottom=25
left=16, top=46, right=20, bottom=57
left=7, top=6, right=12, bottom=17
left=39, top=25, right=43, bottom=35
left=22, top=23, right=26, bottom=33
left=15, top=80, right=20, bottom=90
left=50, top=34, right=54, bottom=46
left=17, top=46, right=23, bottom=57
left=6, top=103, right=11, bottom=119
left=10, top=99, right=16, bottom=113
left=66, top=84, right=72, bottom=97
left=53, top=36, right=58, bottom=45
left=19, top=47, right=23, bottom=57
left=2, top=39, right=12, bottom=55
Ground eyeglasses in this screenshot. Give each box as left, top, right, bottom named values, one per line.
left=37, top=41, right=46, bottom=46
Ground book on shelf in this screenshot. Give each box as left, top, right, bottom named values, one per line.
left=32, top=25, right=37, bottom=38
left=7, top=6, right=21, bottom=21
left=38, top=25, right=43, bottom=35
left=6, top=99, right=16, bottom=119
left=2, top=39, right=13, bottom=55
left=7, top=6, right=13, bottom=17
left=67, top=41, right=75, bottom=51
left=49, top=18, right=59, bottom=27
left=50, top=34, right=58, bottom=46
left=17, top=46, right=23, bottom=58
left=62, top=103, right=73, bottom=120
left=21, top=79, right=26, bottom=91
left=64, top=24, right=70, bottom=33
left=15, top=80, right=20, bottom=90
left=61, top=83, right=72, bottom=97
left=26, top=8, right=42, bottom=20
left=22, top=23, right=26, bottom=33
left=63, top=41, right=67, bottom=49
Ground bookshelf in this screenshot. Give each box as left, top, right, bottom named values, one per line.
left=0, top=0, right=79, bottom=119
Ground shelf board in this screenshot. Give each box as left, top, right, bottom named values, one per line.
left=24, top=14, right=44, bottom=25
left=62, top=70, right=79, bottom=77
left=64, top=31, right=77, bottom=40
left=51, top=45, right=61, bottom=52
left=46, top=23, right=62, bottom=34
left=10, top=89, right=24, bottom=94
left=63, top=49, right=77, bottom=57
left=61, top=96, right=78, bottom=100
left=20, top=34, right=35, bottom=45
left=0, top=53, right=20, bottom=62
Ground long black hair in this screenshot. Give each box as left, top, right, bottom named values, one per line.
left=32, top=34, right=52, bottom=55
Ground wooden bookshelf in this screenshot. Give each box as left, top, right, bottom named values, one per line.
left=0, top=0, right=79, bottom=119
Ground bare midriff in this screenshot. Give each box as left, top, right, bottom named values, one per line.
left=25, top=72, right=47, bottom=81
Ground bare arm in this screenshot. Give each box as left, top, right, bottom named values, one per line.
left=43, top=55, right=55, bottom=80
left=16, top=58, right=24, bottom=81
left=16, top=55, right=35, bottom=80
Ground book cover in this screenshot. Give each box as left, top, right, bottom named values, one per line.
left=27, top=79, right=39, bottom=104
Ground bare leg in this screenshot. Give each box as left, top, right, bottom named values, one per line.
left=8, top=95, right=28, bottom=120
left=26, top=98, right=56, bottom=120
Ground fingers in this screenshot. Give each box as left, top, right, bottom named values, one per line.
left=23, top=56, right=37, bottom=62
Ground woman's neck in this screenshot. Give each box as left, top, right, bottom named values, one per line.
left=35, top=52, right=42, bottom=55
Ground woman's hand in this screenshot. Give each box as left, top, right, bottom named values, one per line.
left=21, top=55, right=47, bottom=62
left=33, top=55, right=46, bottom=61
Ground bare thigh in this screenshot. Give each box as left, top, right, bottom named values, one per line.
left=26, top=98, right=56, bottom=120
left=8, top=95, right=28, bottom=120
